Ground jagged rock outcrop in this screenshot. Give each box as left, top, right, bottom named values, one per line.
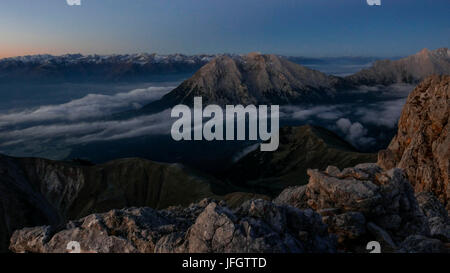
left=224, top=125, right=376, bottom=196
left=378, top=75, right=449, bottom=209
left=275, top=163, right=446, bottom=253
left=347, top=48, right=450, bottom=85
left=9, top=199, right=337, bottom=253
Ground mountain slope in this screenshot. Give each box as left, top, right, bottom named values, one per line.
left=0, top=155, right=248, bottom=252
left=346, top=48, right=450, bottom=85
left=140, top=53, right=343, bottom=111
left=223, top=125, right=377, bottom=196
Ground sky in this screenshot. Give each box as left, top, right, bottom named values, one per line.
left=0, top=0, right=449, bottom=58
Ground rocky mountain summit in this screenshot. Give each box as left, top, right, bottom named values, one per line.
left=378, top=75, right=449, bottom=210
left=140, top=53, right=342, bottom=111
left=347, top=48, right=450, bottom=85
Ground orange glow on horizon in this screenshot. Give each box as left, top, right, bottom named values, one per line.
left=0, top=47, right=42, bottom=59
left=0, top=45, right=71, bottom=59
left=0, top=51, right=51, bottom=59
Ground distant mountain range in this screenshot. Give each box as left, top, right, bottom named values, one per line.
left=0, top=53, right=217, bottom=82
left=346, top=48, right=450, bottom=85
left=287, top=56, right=381, bottom=66
left=0, top=52, right=373, bottom=83
left=1, top=48, right=447, bottom=86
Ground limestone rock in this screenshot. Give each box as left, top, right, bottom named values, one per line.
left=10, top=199, right=337, bottom=253
left=399, top=235, right=447, bottom=253
left=276, top=163, right=430, bottom=251
left=378, top=75, right=450, bottom=209
left=322, top=212, right=366, bottom=245
left=10, top=207, right=181, bottom=253
left=159, top=199, right=336, bottom=253
left=274, top=185, right=308, bottom=209
left=416, top=192, right=450, bottom=242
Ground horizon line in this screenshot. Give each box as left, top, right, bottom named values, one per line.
left=1, top=47, right=448, bottom=61
left=0, top=51, right=411, bottom=61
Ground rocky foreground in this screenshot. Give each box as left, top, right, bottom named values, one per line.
left=9, top=163, right=449, bottom=253
left=0, top=155, right=265, bottom=252
left=276, top=164, right=449, bottom=253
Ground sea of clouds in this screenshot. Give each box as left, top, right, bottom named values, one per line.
left=0, top=83, right=415, bottom=157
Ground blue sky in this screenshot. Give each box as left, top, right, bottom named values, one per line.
left=0, top=0, right=449, bottom=58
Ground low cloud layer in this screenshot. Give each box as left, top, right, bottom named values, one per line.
left=278, top=84, right=414, bottom=149
left=356, top=98, right=406, bottom=128
left=281, top=105, right=343, bottom=121
left=0, top=109, right=174, bottom=147
left=0, top=86, right=173, bottom=127
left=0, top=83, right=414, bottom=156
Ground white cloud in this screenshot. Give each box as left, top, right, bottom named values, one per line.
left=0, top=86, right=173, bottom=127
left=336, top=118, right=375, bottom=147
left=0, top=110, right=174, bottom=147
left=357, top=98, right=406, bottom=128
